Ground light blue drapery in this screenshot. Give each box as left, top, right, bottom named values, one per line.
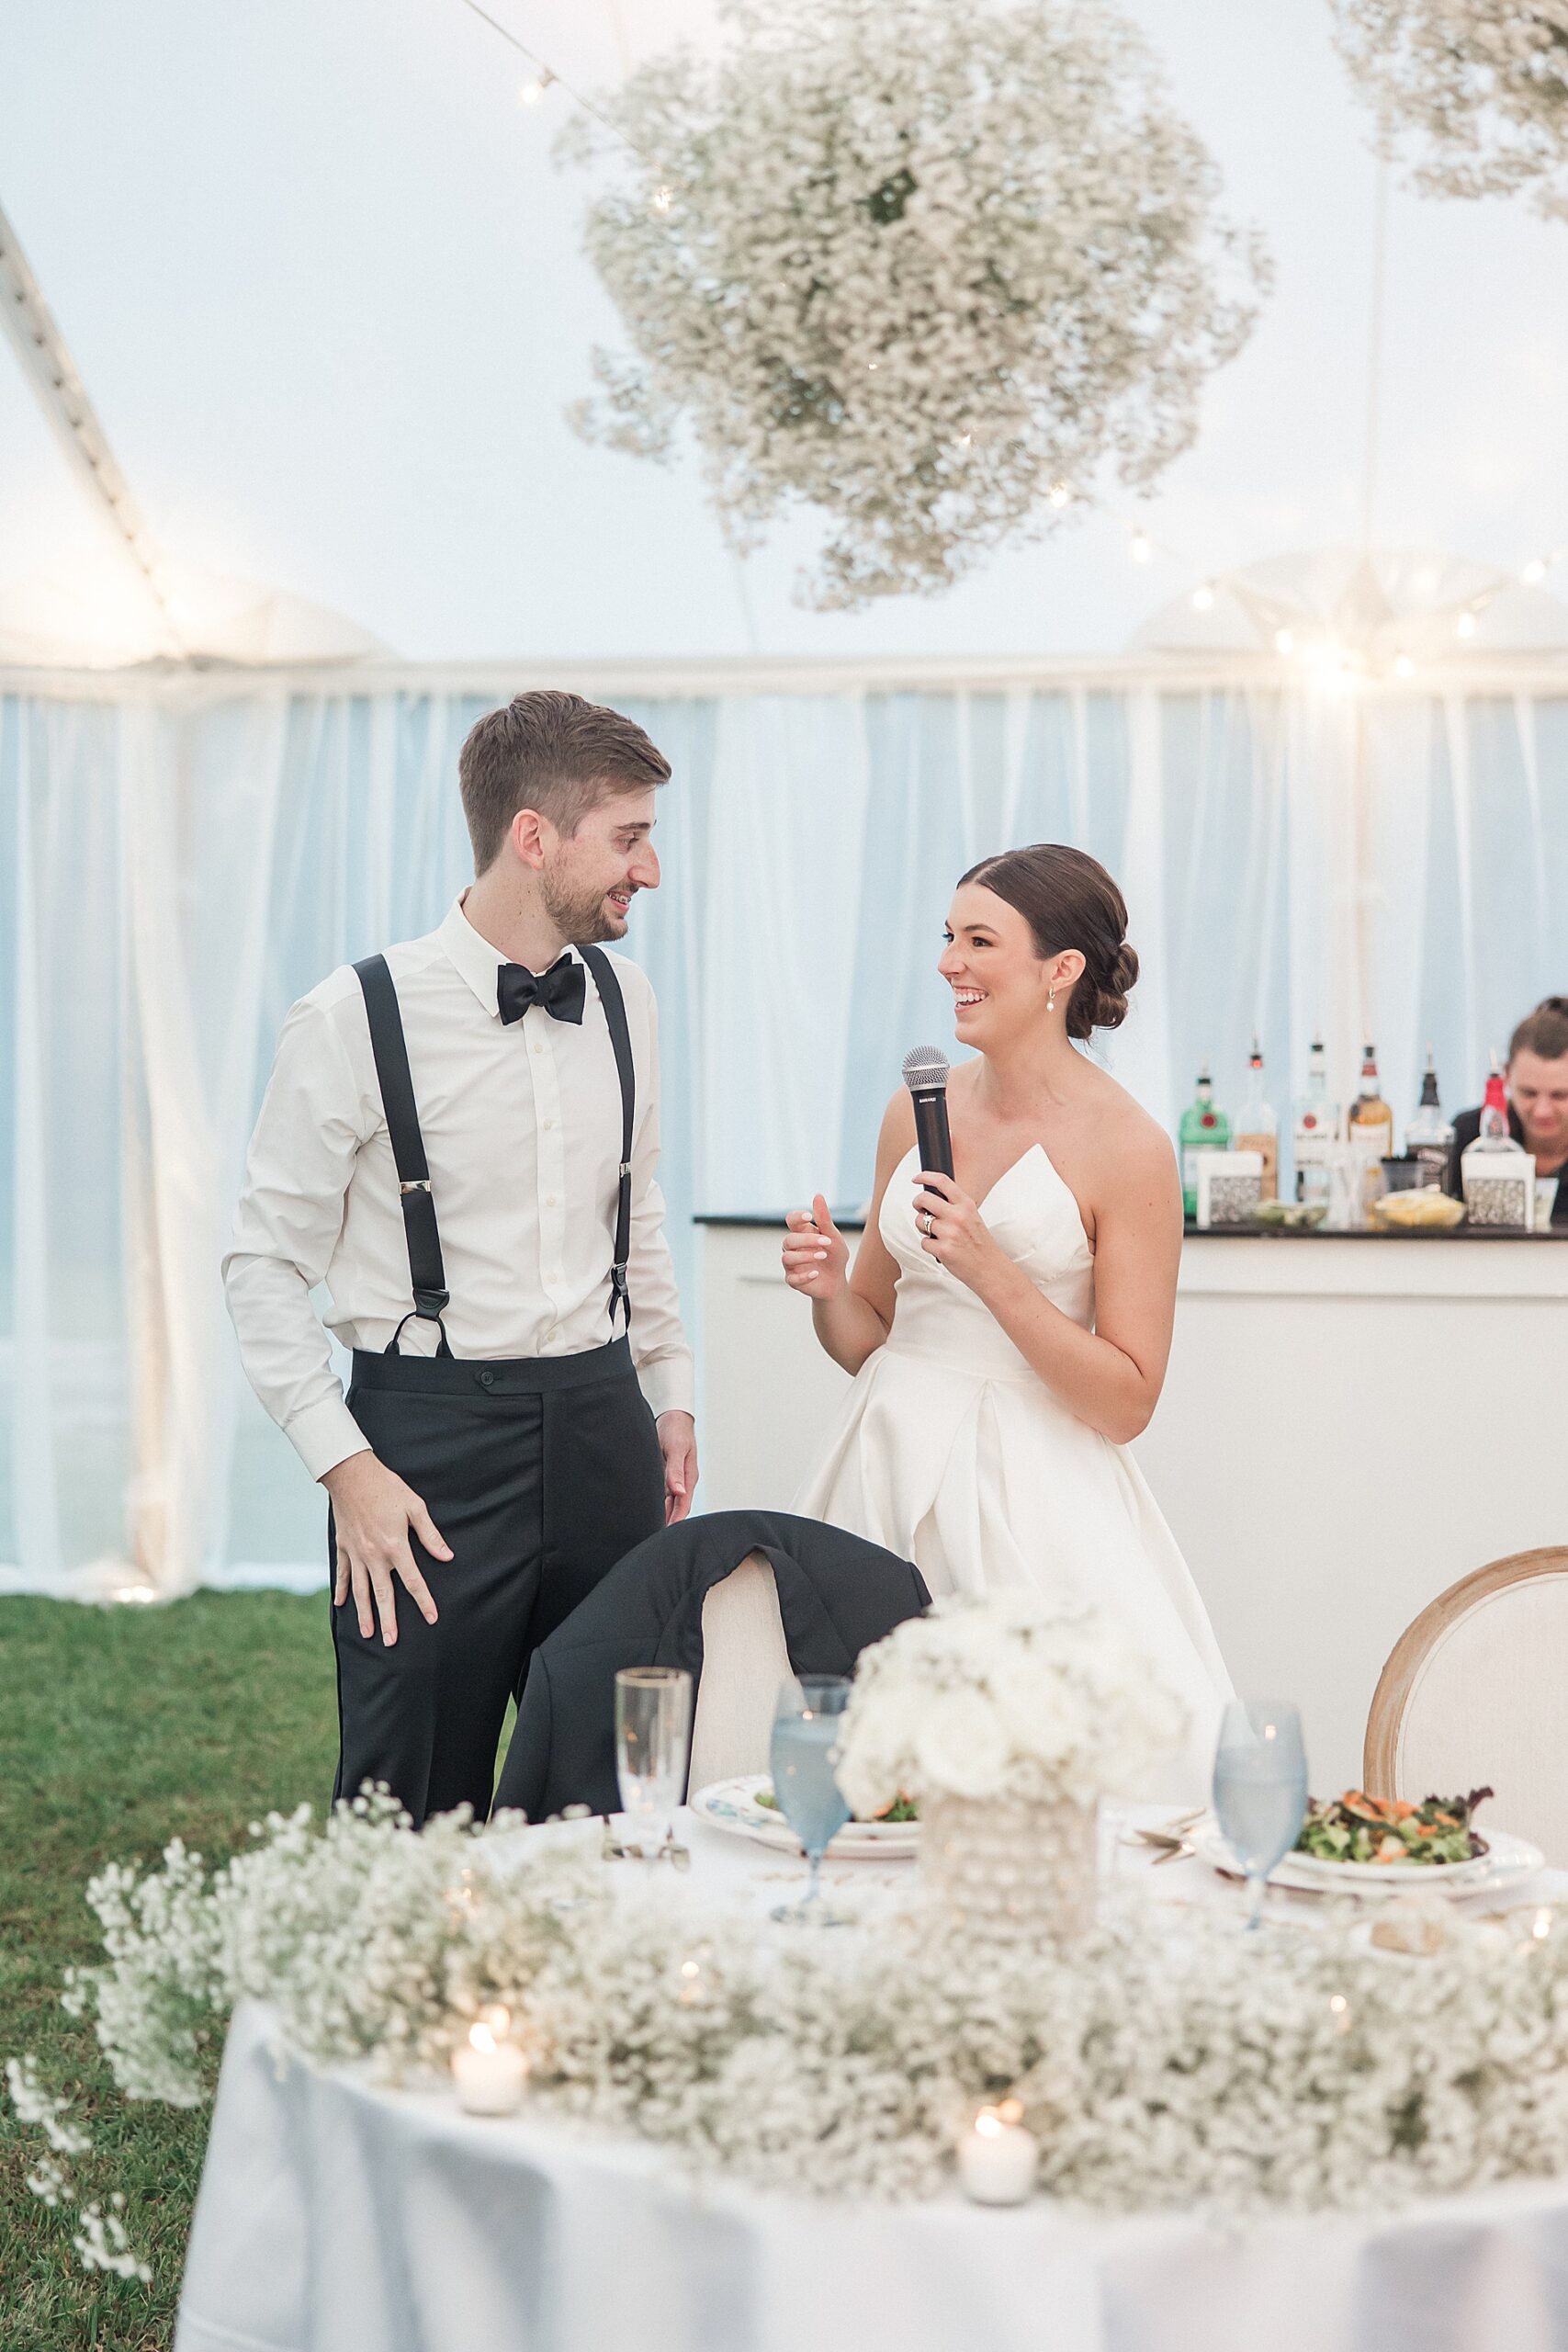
left=2, top=670, right=1564, bottom=1589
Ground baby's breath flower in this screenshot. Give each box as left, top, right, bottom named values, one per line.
left=1333, top=1, right=1568, bottom=220
left=28, top=1787, right=1568, bottom=2214
left=560, top=0, right=1267, bottom=608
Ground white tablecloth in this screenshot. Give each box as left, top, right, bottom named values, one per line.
left=174, top=1815, right=1568, bottom=2352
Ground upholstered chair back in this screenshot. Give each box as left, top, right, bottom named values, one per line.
left=686, top=1550, right=795, bottom=1793
left=1364, top=1548, right=1568, bottom=1867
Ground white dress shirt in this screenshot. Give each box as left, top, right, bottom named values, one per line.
left=223, top=895, right=695, bottom=1482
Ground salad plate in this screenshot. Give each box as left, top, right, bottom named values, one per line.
left=1192, top=1798, right=1543, bottom=1903
left=690, top=1774, right=919, bottom=1860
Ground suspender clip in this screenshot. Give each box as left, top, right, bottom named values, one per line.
left=399, top=1179, right=432, bottom=1195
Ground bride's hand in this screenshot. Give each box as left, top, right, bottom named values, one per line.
left=783, top=1195, right=849, bottom=1302
left=912, top=1171, right=1010, bottom=1296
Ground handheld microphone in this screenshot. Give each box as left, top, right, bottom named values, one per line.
left=901, top=1046, right=954, bottom=1182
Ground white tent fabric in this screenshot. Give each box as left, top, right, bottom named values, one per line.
left=0, top=553, right=389, bottom=670
left=5, top=0, right=1568, bottom=664
left=3, top=662, right=1566, bottom=1596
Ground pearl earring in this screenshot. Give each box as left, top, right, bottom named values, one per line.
left=1047, top=985, right=1056, bottom=1013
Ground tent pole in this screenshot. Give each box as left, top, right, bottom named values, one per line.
left=0, top=195, right=186, bottom=655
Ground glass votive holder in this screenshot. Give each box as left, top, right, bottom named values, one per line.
left=955, top=2102, right=1038, bottom=2205
left=451, top=2009, right=528, bottom=2116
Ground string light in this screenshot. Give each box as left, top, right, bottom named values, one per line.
left=1522, top=555, right=1551, bottom=584
left=1274, top=628, right=1294, bottom=655
left=1393, top=650, right=1416, bottom=678
left=1047, top=481, right=1072, bottom=509
left=1129, top=530, right=1153, bottom=564
left=453, top=0, right=661, bottom=169
left=1455, top=609, right=1477, bottom=639
left=1191, top=582, right=1215, bottom=612
left=649, top=185, right=675, bottom=216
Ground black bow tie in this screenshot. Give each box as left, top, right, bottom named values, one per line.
left=497, top=955, right=587, bottom=1027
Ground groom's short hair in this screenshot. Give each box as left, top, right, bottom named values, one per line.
left=460, top=691, right=671, bottom=871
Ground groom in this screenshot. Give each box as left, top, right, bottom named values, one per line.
left=223, top=691, right=697, bottom=1826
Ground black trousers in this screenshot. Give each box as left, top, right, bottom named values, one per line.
left=330, top=1337, right=665, bottom=1828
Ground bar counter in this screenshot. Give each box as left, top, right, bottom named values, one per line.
left=695, top=1213, right=1568, bottom=1789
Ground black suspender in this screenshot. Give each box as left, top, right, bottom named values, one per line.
left=576, top=944, right=635, bottom=1333
left=354, top=956, right=453, bottom=1354
left=353, top=948, right=637, bottom=1350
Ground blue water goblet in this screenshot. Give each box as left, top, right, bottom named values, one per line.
left=769, top=1677, right=852, bottom=1926
left=1213, top=1699, right=1308, bottom=1932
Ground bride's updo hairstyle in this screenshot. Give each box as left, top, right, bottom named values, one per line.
left=958, top=843, right=1139, bottom=1039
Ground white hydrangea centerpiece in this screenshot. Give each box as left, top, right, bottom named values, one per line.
left=561, top=0, right=1268, bottom=608
left=836, top=1591, right=1188, bottom=1818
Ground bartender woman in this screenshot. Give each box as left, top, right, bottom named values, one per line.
left=1452, top=997, right=1568, bottom=1225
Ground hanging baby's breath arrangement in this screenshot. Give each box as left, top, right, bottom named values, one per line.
left=560, top=0, right=1268, bottom=609
left=1332, top=0, right=1568, bottom=219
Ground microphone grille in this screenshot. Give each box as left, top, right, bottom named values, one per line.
left=901, top=1044, right=950, bottom=1091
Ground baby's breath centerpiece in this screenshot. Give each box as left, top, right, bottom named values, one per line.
left=838, top=1593, right=1187, bottom=1939
left=562, top=0, right=1268, bottom=609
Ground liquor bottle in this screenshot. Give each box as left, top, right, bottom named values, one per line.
left=1476, top=1057, right=1516, bottom=1148
left=1292, top=1035, right=1337, bottom=1206
left=1179, top=1064, right=1231, bottom=1221
left=1404, top=1046, right=1455, bottom=1188
left=1234, top=1035, right=1279, bottom=1202
left=1347, top=1042, right=1395, bottom=1194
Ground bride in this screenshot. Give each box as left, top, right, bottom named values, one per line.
left=784, top=843, right=1231, bottom=1798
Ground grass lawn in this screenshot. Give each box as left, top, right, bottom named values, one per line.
left=0, top=1591, right=339, bottom=2352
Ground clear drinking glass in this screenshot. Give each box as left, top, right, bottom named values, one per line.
left=768, top=1677, right=852, bottom=1925
left=1213, top=1698, right=1308, bottom=1932
left=614, top=1668, right=693, bottom=1862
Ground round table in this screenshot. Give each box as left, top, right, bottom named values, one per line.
left=173, top=1811, right=1568, bottom=2352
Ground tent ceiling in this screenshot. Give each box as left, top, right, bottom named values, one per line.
left=4, top=0, right=1567, bottom=666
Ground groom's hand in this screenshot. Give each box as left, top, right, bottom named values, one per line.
left=324, top=1451, right=452, bottom=1646
left=783, top=1195, right=849, bottom=1299
left=658, top=1410, right=699, bottom=1525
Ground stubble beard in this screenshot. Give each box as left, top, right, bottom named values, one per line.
left=541, top=870, right=627, bottom=945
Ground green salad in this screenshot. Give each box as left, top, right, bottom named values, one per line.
left=1294, top=1787, right=1493, bottom=1868
left=756, top=1786, right=919, bottom=1825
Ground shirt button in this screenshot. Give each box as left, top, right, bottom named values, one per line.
left=543, top=1118, right=557, bottom=1131
left=546, top=1193, right=558, bottom=1206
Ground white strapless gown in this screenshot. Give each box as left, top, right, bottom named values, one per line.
left=794, top=1145, right=1232, bottom=1801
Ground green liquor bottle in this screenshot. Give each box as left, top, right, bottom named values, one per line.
left=1179, top=1063, right=1231, bottom=1221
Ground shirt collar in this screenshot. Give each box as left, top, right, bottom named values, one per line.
left=437, top=894, right=581, bottom=1020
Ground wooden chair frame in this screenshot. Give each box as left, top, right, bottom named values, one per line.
left=1364, top=1544, right=1568, bottom=1798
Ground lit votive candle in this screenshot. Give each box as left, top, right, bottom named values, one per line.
left=956, top=2103, right=1038, bottom=2206
left=451, top=2013, right=528, bottom=2116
